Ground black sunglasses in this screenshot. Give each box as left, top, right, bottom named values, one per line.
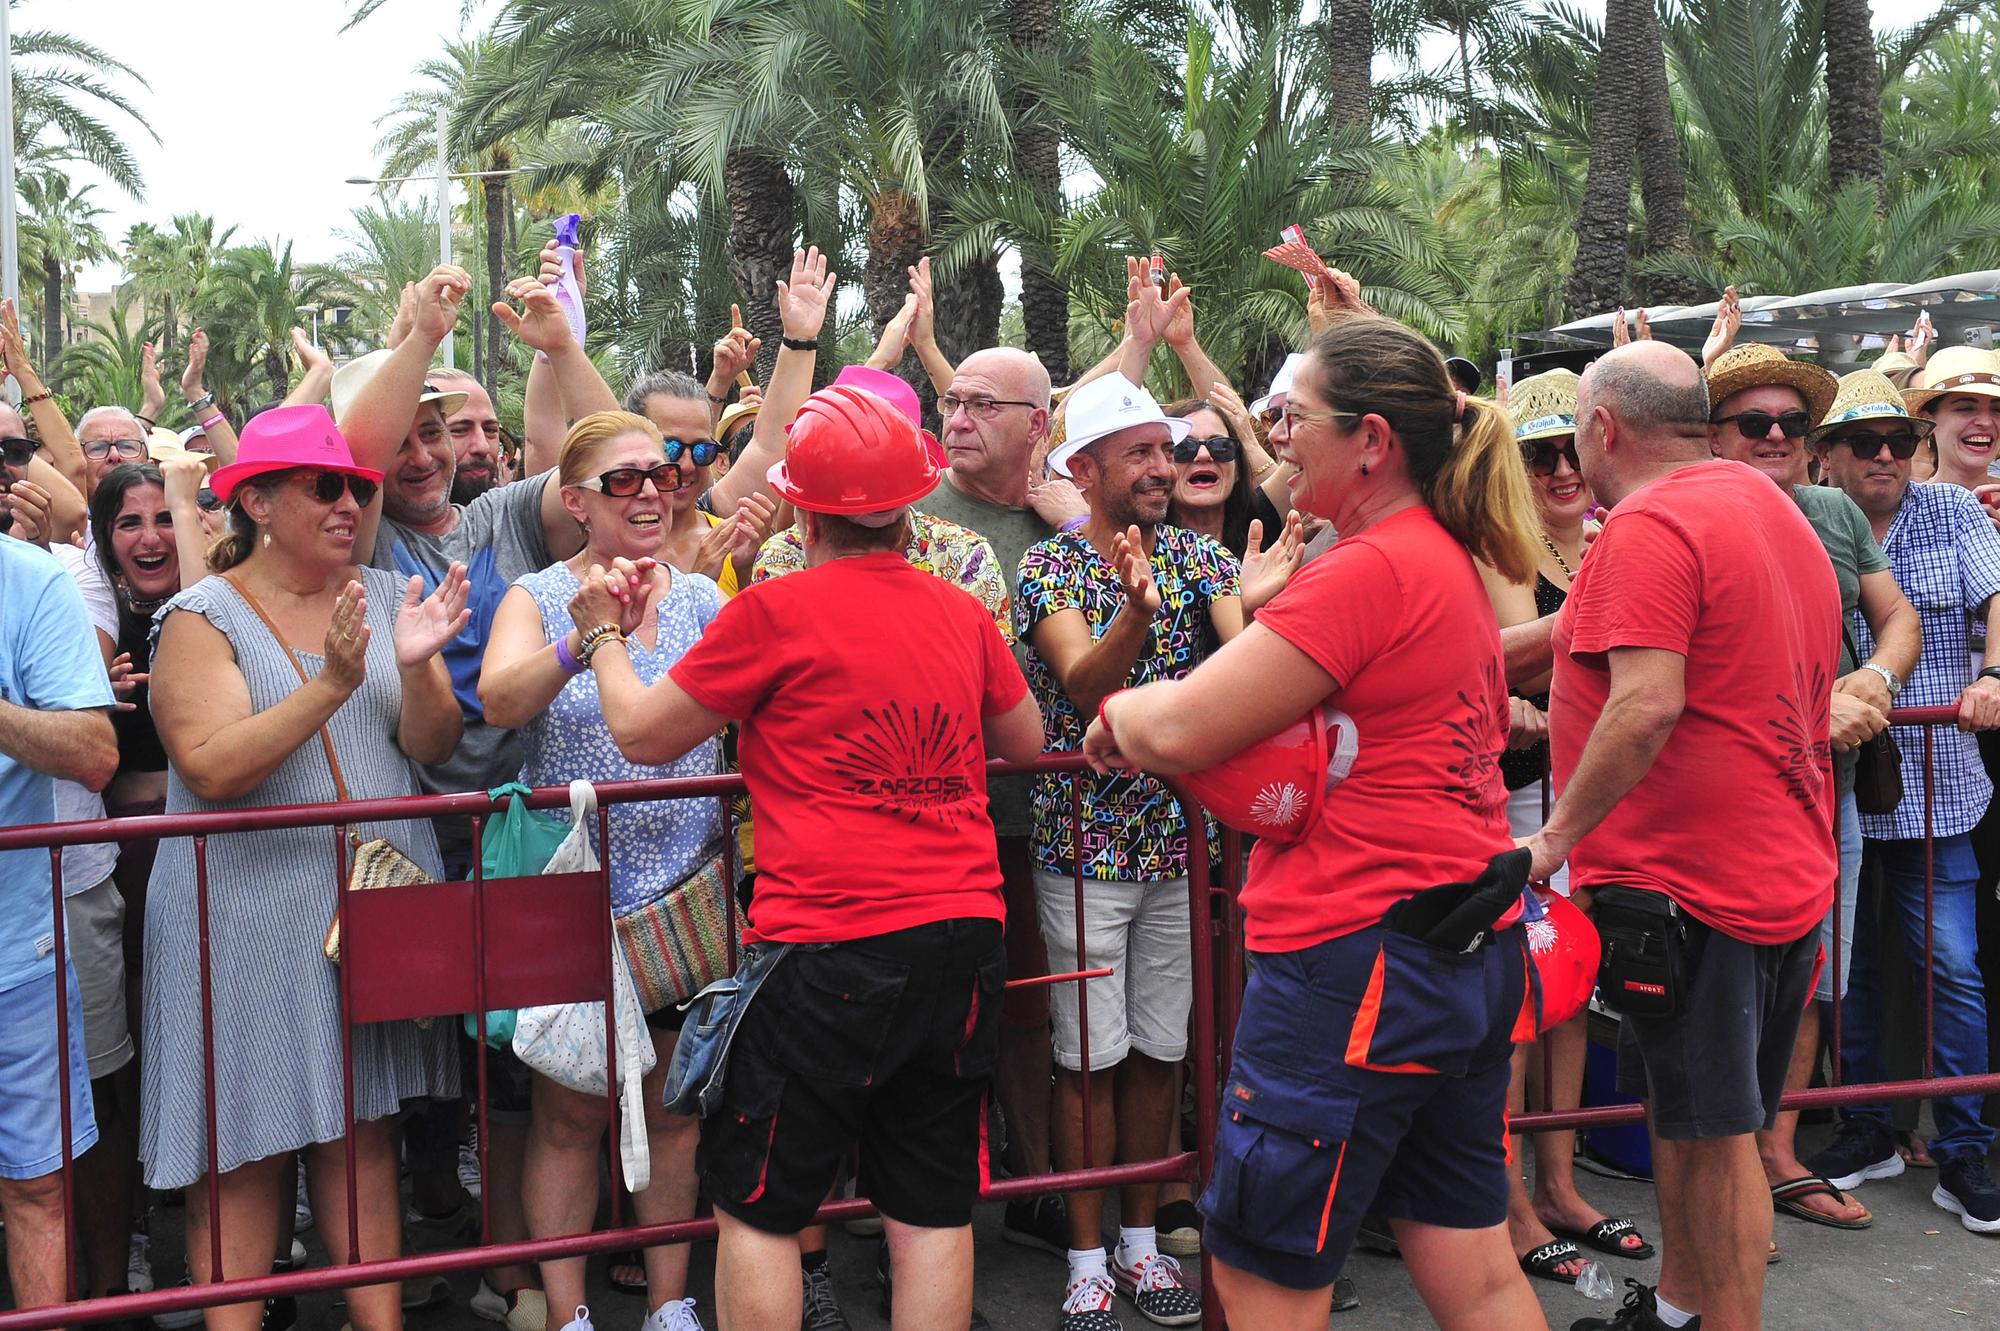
left=1715, top=409, right=1813, bottom=441
left=1827, top=430, right=1923, bottom=462
left=303, top=470, right=378, bottom=506
left=1172, top=436, right=1240, bottom=464
left=576, top=461, right=683, bottom=497
left=1521, top=439, right=1580, bottom=476
left=196, top=487, right=223, bottom=512
left=0, top=435, right=39, bottom=469
left=664, top=438, right=721, bottom=468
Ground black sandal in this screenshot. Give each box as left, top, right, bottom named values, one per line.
left=605, top=1250, right=646, bottom=1295
left=1552, top=1216, right=1656, bottom=1260
left=1519, top=1239, right=1587, bottom=1284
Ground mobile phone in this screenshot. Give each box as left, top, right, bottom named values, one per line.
left=1497, top=347, right=1514, bottom=395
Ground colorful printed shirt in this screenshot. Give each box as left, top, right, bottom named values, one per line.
left=754, top=512, right=1012, bottom=641
left=1017, top=526, right=1240, bottom=881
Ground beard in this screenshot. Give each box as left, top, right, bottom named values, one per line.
left=450, top=465, right=499, bottom=506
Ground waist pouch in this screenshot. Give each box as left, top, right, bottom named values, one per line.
left=663, top=940, right=793, bottom=1118
left=1591, top=886, right=1705, bottom=1019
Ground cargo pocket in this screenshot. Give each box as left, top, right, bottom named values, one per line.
left=1201, top=1077, right=1359, bottom=1256
left=954, top=949, right=1008, bottom=1079
left=1344, top=931, right=1490, bottom=1076
left=776, top=946, right=911, bottom=1086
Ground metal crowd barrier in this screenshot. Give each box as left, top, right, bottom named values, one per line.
left=0, top=753, right=1225, bottom=1330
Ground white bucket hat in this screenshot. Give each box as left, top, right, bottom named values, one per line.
left=1046, top=373, right=1191, bottom=477
left=1250, top=353, right=1306, bottom=416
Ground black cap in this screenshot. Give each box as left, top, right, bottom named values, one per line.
left=1445, top=357, right=1482, bottom=394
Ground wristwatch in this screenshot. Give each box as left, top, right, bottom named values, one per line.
left=187, top=391, right=216, bottom=413
left=1863, top=662, right=1903, bottom=698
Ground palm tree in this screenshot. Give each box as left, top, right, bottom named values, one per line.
left=198, top=242, right=333, bottom=409
left=1823, top=0, right=1882, bottom=194
left=1633, top=0, right=1698, bottom=303
left=320, top=202, right=456, bottom=344
left=17, top=171, right=112, bottom=363
left=7, top=19, right=155, bottom=197
left=1005, top=0, right=1069, bottom=380
left=123, top=214, right=236, bottom=355
left=1563, top=0, right=1647, bottom=316
left=53, top=292, right=170, bottom=422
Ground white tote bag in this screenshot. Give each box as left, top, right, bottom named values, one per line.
left=512, top=781, right=655, bottom=1189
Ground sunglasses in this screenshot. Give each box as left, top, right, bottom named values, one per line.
left=83, top=437, right=147, bottom=462
left=1715, top=409, right=1813, bottom=441
left=575, top=461, right=683, bottom=497
left=302, top=470, right=379, bottom=507
left=0, top=436, right=39, bottom=469
left=196, top=487, right=223, bottom=512
left=1521, top=439, right=1581, bottom=476
left=664, top=438, right=720, bottom=468
left=1826, top=430, right=1924, bottom=461
left=1172, top=436, right=1240, bottom=464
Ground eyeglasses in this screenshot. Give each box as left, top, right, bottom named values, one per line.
left=82, top=437, right=147, bottom=462
left=940, top=393, right=1038, bottom=419
left=0, top=436, right=39, bottom=469
left=664, top=438, right=721, bottom=468
left=575, top=462, right=682, bottom=497
left=1171, top=436, right=1240, bottom=464
left=1521, top=439, right=1581, bottom=476
left=1280, top=405, right=1359, bottom=433
left=1714, top=409, right=1812, bottom=441
left=1827, top=430, right=1923, bottom=461
left=196, top=487, right=223, bottom=512
left=302, top=470, right=378, bottom=507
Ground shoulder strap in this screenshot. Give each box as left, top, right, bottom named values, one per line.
left=222, top=573, right=351, bottom=805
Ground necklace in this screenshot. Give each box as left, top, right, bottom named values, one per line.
left=1539, top=530, right=1575, bottom=580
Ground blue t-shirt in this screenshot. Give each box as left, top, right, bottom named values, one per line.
left=0, top=540, right=116, bottom=992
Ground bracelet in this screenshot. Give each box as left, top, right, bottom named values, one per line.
left=576, top=621, right=626, bottom=666
left=199, top=412, right=226, bottom=432
left=1060, top=515, right=1088, bottom=533
left=554, top=632, right=584, bottom=675
left=780, top=335, right=819, bottom=352
left=1096, top=690, right=1126, bottom=745
left=1978, top=666, right=2000, bottom=684
left=21, top=389, right=50, bottom=405
left=135, top=413, right=156, bottom=430
left=707, top=392, right=729, bottom=407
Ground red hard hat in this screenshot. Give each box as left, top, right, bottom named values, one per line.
left=1180, top=706, right=1358, bottom=846
left=1525, top=890, right=1599, bottom=1033
left=768, top=384, right=942, bottom=515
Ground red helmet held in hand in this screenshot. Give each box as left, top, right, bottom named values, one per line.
left=1525, top=889, right=1599, bottom=1033
left=769, top=384, right=943, bottom=516
left=1180, top=706, right=1359, bottom=846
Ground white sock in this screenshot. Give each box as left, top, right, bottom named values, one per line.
left=1116, top=1225, right=1158, bottom=1265
left=1067, top=1246, right=1108, bottom=1285
left=1654, top=1294, right=1697, bottom=1329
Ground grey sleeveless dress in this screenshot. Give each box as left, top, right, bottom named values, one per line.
left=139, top=568, right=457, bottom=1189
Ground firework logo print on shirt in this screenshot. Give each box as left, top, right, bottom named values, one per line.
left=827, top=701, right=983, bottom=827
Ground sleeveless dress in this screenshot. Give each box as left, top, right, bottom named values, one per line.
left=138, top=568, right=457, bottom=1189
left=514, top=562, right=725, bottom=915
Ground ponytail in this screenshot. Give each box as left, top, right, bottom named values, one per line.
left=206, top=503, right=259, bottom=572
left=1430, top=395, right=1541, bottom=584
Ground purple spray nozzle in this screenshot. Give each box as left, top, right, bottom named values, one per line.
left=554, top=213, right=582, bottom=249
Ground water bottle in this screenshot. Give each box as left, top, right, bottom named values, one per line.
left=551, top=213, right=587, bottom=347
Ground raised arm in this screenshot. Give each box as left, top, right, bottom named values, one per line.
left=389, top=567, right=470, bottom=765
left=1161, top=274, right=1226, bottom=399
left=709, top=246, right=837, bottom=513
left=1027, top=526, right=1161, bottom=720
left=341, top=265, right=473, bottom=474
left=157, top=452, right=217, bottom=586
left=281, top=328, right=334, bottom=411
left=905, top=257, right=956, bottom=395
left=2, top=298, right=83, bottom=493
left=706, top=304, right=763, bottom=426
left=527, top=241, right=620, bottom=420
left=181, top=331, right=239, bottom=464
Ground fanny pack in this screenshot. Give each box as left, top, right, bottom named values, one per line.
left=662, top=940, right=792, bottom=1118
left=1591, top=886, right=1705, bottom=1019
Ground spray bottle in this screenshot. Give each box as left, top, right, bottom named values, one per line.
left=551, top=213, right=587, bottom=347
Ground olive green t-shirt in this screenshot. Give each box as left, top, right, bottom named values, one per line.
left=1795, top=482, right=1892, bottom=793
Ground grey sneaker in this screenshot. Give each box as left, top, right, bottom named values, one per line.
left=801, top=1265, right=851, bottom=1331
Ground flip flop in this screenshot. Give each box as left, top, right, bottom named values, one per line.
left=1771, top=1175, right=1872, bottom=1229
left=1896, top=1130, right=1937, bottom=1169
left=605, top=1250, right=647, bottom=1295
left=1518, top=1239, right=1588, bottom=1285
left=1550, top=1217, right=1655, bottom=1260
left=1768, top=1240, right=1781, bottom=1264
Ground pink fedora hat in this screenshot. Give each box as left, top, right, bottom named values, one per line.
left=208, top=404, right=384, bottom=503
left=832, top=365, right=923, bottom=427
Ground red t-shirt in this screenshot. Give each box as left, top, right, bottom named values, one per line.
left=1551, top=460, right=1837, bottom=944
left=1243, top=506, right=1514, bottom=953
left=668, top=552, right=1028, bottom=944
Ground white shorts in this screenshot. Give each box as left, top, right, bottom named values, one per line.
left=1506, top=782, right=1571, bottom=896
left=1034, top=873, right=1191, bottom=1072
left=63, top=877, right=133, bottom=1080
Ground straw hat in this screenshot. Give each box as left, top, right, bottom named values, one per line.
left=1806, top=370, right=1935, bottom=444
left=1703, top=344, right=1837, bottom=424
left=144, top=428, right=219, bottom=473
left=1508, top=368, right=1580, bottom=442
left=1903, top=345, right=2000, bottom=416
left=329, top=348, right=469, bottom=427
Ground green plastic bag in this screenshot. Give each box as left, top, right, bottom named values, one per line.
left=463, top=783, right=570, bottom=1047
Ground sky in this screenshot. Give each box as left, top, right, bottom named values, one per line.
left=25, top=0, right=494, bottom=289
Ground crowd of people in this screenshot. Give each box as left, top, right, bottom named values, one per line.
left=1, top=226, right=1997, bottom=1331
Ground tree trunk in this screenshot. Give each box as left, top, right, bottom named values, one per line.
left=1824, top=0, right=1884, bottom=194
left=1008, top=0, right=1070, bottom=382
left=1633, top=0, right=1701, bottom=305
left=866, top=190, right=931, bottom=397
left=1323, top=0, right=1372, bottom=137
left=265, top=346, right=289, bottom=400
left=42, top=258, right=62, bottom=365
left=1564, top=0, right=1646, bottom=318
left=723, top=149, right=797, bottom=384
left=484, top=165, right=510, bottom=399
left=934, top=246, right=1005, bottom=404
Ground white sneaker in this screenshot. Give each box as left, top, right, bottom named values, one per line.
left=558, top=1306, right=593, bottom=1331
left=294, top=1173, right=313, bottom=1234
left=151, top=1263, right=202, bottom=1330
left=127, top=1231, right=155, bottom=1295
left=1110, top=1250, right=1202, bottom=1327
left=641, top=1297, right=705, bottom=1331
left=1058, top=1274, right=1120, bottom=1331
left=471, top=1281, right=549, bottom=1331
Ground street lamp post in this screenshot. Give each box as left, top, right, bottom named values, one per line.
left=0, top=1, right=19, bottom=404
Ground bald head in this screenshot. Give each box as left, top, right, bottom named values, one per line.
left=941, top=347, right=1052, bottom=504
left=957, top=347, right=1052, bottom=408
left=1575, top=342, right=1711, bottom=506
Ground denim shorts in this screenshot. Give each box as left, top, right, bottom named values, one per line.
left=0, top=966, right=100, bottom=1179
left=1201, top=922, right=1527, bottom=1292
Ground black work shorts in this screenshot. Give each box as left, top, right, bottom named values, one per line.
left=697, top=917, right=1005, bottom=1234
left=1615, top=922, right=1818, bottom=1139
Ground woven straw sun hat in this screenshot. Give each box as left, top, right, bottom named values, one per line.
left=1807, top=369, right=1935, bottom=444
left=1903, top=345, right=2000, bottom=416
left=1703, top=343, right=1838, bottom=424
left=1509, top=368, right=1580, bottom=442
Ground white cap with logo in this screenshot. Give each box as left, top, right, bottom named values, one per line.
left=1046, top=372, right=1192, bottom=477
left=1250, top=353, right=1306, bottom=417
